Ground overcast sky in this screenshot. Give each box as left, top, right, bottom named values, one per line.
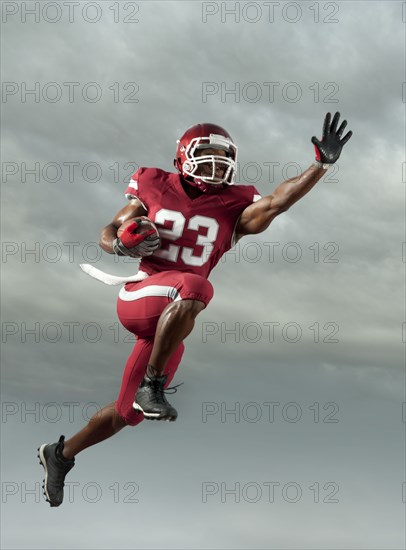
left=1, top=1, right=405, bottom=549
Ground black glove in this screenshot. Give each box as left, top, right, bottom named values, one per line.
left=311, top=112, right=352, bottom=165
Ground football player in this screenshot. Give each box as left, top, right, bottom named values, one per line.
left=38, top=112, right=352, bottom=506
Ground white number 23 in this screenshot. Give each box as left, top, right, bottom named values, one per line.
left=153, top=208, right=219, bottom=267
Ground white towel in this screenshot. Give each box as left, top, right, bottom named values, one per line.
left=80, top=264, right=149, bottom=286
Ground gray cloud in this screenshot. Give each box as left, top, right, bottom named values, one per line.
left=1, top=1, right=404, bottom=548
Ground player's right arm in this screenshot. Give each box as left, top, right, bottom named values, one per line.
left=99, top=198, right=147, bottom=254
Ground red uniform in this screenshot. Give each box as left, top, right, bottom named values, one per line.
left=125, top=167, right=261, bottom=278
left=116, top=168, right=261, bottom=424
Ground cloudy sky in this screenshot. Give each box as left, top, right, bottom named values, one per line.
left=1, top=1, right=405, bottom=548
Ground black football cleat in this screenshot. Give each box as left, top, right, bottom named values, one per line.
left=133, top=374, right=180, bottom=421
left=38, top=435, right=75, bottom=507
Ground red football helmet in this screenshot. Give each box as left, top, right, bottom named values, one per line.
left=174, top=123, right=238, bottom=193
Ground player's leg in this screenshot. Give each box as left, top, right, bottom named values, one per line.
left=146, top=298, right=205, bottom=377
left=60, top=322, right=188, bottom=457
left=38, top=271, right=211, bottom=505
left=60, top=402, right=127, bottom=460
left=119, top=271, right=213, bottom=381
left=60, top=335, right=157, bottom=461
left=38, top=403, right=127, bottom=507
left=115, top=336, right=185, bottom=425
left=60, top=336, right=156, bottom=460
left=38, top=296, right=162, bottom=507
left=38, top=337, right=183, bottom=507
left=121, top=271, right=214, bottom=420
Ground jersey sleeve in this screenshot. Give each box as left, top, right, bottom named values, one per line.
left=249, top=185, right=262, bottom=204
left=124, top=167, right=149, bottom=211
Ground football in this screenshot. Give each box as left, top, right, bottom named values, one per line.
left=117, top=216, right=160, bottom=247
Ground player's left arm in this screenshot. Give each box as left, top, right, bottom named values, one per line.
left=235, top=112, right=352, bottom=239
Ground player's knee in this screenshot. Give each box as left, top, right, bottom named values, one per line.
left=179, top=273, right=214, bottom=306
left=112, top=404, right=129, bottom=430
left=115, top=400, right=144, bottom=427
left=199, top=276, right=214, bottom=302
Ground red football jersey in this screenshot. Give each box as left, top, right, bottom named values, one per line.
left=124, top=168, right=261, bottom=279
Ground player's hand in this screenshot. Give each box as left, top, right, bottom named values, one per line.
left=113, top=219, right=160, bottom=258
left=311, top=112, right=353, bottom=165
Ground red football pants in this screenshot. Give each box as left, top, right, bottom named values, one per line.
left=115, top=270, right=214, bottom=425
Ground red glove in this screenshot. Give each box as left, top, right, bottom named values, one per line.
left=113, top=218, right=160, bottom=258
left=120, top=219, right=155, bottom=246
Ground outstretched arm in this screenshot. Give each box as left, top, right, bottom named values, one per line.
left=235, top=112, right=352, bottom=240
